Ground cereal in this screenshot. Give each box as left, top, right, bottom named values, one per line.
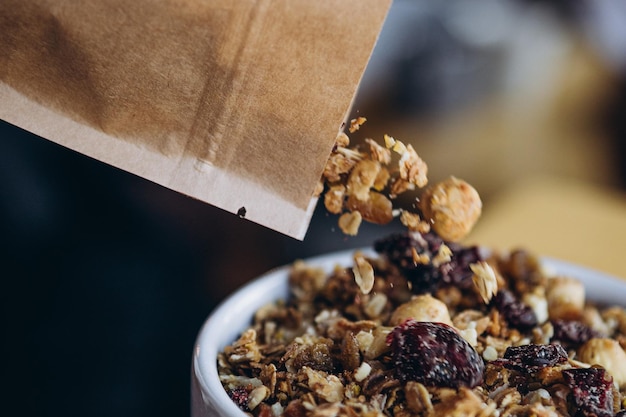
left=352, top=252, right=375, bottom=295
left=398, top=143, right=428, bottom=188
left=323, top=184, right=345, bottom=214
left=470, top=261, right=498, bottom=304
left=319, top=121, right=489, bottom=239
left=337, top=211, right=361, bottom=236
left=216, top=120, right=626, bottom=416
left=217, top=232, right=626, bottom=416
left=345, top=192, right=393, bottom=225
left=346, top=159, right=381, bottom=202
left=365, top=138, right=391, bottom=165
left=353, top=362, right=372, bottom=382
left=399, top=210, right=431, bottom=233
left=349, top=116, right=367, bottom=133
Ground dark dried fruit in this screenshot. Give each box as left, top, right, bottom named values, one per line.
left=228, top=386, right=249, bottom=411
left=374, top=232, right=482, bottom=293
left=386, top=320, right=484, bottom=388
left=493, top=343, right=568, bottom=372
left=562, top=367, right=614, bottom=417
left=551, top=319, right=600, bottom=347
left=493, top=289, right=538, bottom=330
left=500, top=249, right=545, bottom=293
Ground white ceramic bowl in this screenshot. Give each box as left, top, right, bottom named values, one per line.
left=190, top=249, right=626, bottom=417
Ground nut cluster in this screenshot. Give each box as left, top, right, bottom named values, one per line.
left=318, top=118, right=481, bottom=241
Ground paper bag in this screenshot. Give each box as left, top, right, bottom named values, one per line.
left=0, top=0, right=391, bottom=239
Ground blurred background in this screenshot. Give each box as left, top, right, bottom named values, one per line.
left=2, top=0, right=625, bottom=416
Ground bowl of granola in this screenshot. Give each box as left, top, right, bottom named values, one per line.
left=191, top=232, right=626, bottom=417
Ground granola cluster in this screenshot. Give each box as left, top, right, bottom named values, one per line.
left=316, top=118, right=481, bottom=241
left=218, top=232, right=626, bottom=417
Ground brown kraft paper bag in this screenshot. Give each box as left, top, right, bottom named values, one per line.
left=0, top=0, right=391, bottom=239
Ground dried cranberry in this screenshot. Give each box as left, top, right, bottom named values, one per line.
left=228, top=386, right=249, bottom=411
left=374, top=232, right=482, bottom=293
left=493, top=344, right=568, bottom=372
left=562, top=367, right=614, bottom=417
left=493, top=289, right=537, bottom=330
left=551, top=320, right=600, bottom=347
left=386, top=320, right=484, bottom=388
left=443, top=248, right=482, bottom=285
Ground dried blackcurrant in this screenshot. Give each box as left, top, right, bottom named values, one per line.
left=493, top=289, right=538, bottom=330
left=493, top=343, right=568, bottom=372
left=374, top=232, right=482, bottom=293
left=551, top=319, right=600, bottom=347
left=562, top=367, right=614, bottom=417
left=228, top=387, right=249, bottom=411
left=386, top=320, right=484, bottom=388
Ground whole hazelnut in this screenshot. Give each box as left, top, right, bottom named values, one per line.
left=419, top=176, right=482, bottom=242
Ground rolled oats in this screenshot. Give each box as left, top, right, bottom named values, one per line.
left=471, top=261, right=498, bottom=304
left=353, top=253, right=375, bottom=295
left=323, top=184, right=345, bottom=215
left=365, top=138, right=392, bottom=165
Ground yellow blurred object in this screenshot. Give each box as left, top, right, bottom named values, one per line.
left=468, top=175, right=626, bottom=279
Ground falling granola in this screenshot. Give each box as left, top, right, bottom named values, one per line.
left=317, top=118, right=481, bottom=240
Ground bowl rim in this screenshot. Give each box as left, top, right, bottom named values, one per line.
left=192, top=248, right=626, bottom=417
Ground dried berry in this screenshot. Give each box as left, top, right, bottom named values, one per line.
left=551, top=319, right=599, bottom=347
left=228, top=387, right=250, bottom=411
left=493, top=289, right=538, bottom=330
left=493, top=343, right=568, bottom=372
left=500, top=249, right=544, bottom=291
left=374, top=232, right=482, bottom=294
left=562, top=367, right=614, bottom=417
left=386, top=320, right=484, bottom=388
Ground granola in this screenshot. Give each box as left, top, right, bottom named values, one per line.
left=218, top=232, right=626, bottom=417
left=319, top=118, right=480, bottom=240
left=217, top=120, right=625, bottom=416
